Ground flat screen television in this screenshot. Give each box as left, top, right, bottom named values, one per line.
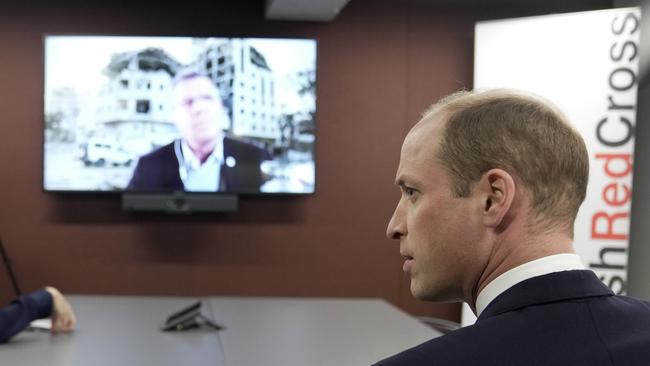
left=43, top=35, right=316, bottom=194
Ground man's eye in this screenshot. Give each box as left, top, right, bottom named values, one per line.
left=404, top=187, right=417, bottom=198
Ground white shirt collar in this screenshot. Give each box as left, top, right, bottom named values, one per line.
left=475, top=253, right=585, bottom=317
left=176, top=138, right=224, bottom=191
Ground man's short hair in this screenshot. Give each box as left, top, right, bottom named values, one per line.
left=425, top=89, right=589, bottom=232
left=172, top=69, right=213, bottom=87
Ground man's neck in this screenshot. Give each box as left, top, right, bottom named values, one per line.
left=468, top=230, right=575, bottom=313
left=187, top=137, right=222, bottom=164
left=474, top=253, right=585, bottom=316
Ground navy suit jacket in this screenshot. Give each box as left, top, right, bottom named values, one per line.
left=0, top=289, right=52, bottom=343
left=127, top=137, right=270, bottom=193
left=375, top=270, right=650, bottom=365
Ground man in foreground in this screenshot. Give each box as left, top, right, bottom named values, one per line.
left=377, top=89, right=650, bottom=365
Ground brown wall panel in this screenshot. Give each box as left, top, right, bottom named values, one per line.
left=0, top=0, right=472, bottom=322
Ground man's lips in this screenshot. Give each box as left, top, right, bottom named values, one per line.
left=401, top=253, right=414, bottom=273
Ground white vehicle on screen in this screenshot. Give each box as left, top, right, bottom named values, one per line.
left=81, top=139, right=133, bottom=167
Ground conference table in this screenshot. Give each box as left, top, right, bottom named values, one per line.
left=0, top=295, right=440, bottom=365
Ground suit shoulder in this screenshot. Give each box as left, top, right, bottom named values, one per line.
left=374, top=326, right=489, bottom=365
left=137, top=142, right=176, bottom=164
left=224, top=137, right=271, bottom=160
left=616, top=294, right=650, bottom=308
left=224, top=136, right=263, bottom=150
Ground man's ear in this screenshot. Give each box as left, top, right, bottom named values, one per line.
left=476, top=168, right=516, bottom=229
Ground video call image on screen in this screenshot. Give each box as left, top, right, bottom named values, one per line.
left=44, top=36, right=316, bottom=194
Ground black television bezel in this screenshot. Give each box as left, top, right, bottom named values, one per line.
left=41, top=33, right=318, bottom=197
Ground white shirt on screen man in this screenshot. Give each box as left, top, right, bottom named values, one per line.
left=178, top=138, right=223, bottom=192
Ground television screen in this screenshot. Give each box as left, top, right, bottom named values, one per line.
left=44, top=36, right=316, bottom=194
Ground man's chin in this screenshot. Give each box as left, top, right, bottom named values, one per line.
left=189, top=134, right=220, bottom=146
left=410, top=282, right=433, bottom=300
left=410, top=283, right=456, bottom=302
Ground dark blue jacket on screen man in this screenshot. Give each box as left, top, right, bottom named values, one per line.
left=128, top=137, right=270, bottom=193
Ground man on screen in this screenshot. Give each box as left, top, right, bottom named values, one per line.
left=127, top=71, right=269, bottom=192
left=375, top=89, right=650, bottom=365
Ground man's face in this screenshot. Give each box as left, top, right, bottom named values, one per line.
left=173, top=76, right=227, bottom=148
left=386, top=113, right=484, bottom=303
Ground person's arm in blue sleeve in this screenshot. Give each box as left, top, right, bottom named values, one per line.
left=0, top=289, right=52, bottom=343
left=0, top=286, right=76, bottom=343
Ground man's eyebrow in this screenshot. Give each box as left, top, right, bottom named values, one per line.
left=395, top=176, right=416, bottom=187
left=395, top=174, right=424, bottom=188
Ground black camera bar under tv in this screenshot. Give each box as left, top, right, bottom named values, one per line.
left=121, top=192, right=238, bottom=214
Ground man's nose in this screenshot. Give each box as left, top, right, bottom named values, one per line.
left=386, top=204, right=405, bottom=240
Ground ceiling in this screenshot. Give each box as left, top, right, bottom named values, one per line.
left=0, top=0, right=631, bottom=21
left=265, top=0, right=352, bottom=21
left=265, top=0, right=630, bottom=22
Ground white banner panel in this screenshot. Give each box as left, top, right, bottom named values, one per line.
left=464, top=8, right=640, bottom=326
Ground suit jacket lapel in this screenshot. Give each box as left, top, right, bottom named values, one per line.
left=478, top=270, right=614, bottom=321
left=220, top=137, right=233, bottom=191
left=219, top=163, right=228, bottom=191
